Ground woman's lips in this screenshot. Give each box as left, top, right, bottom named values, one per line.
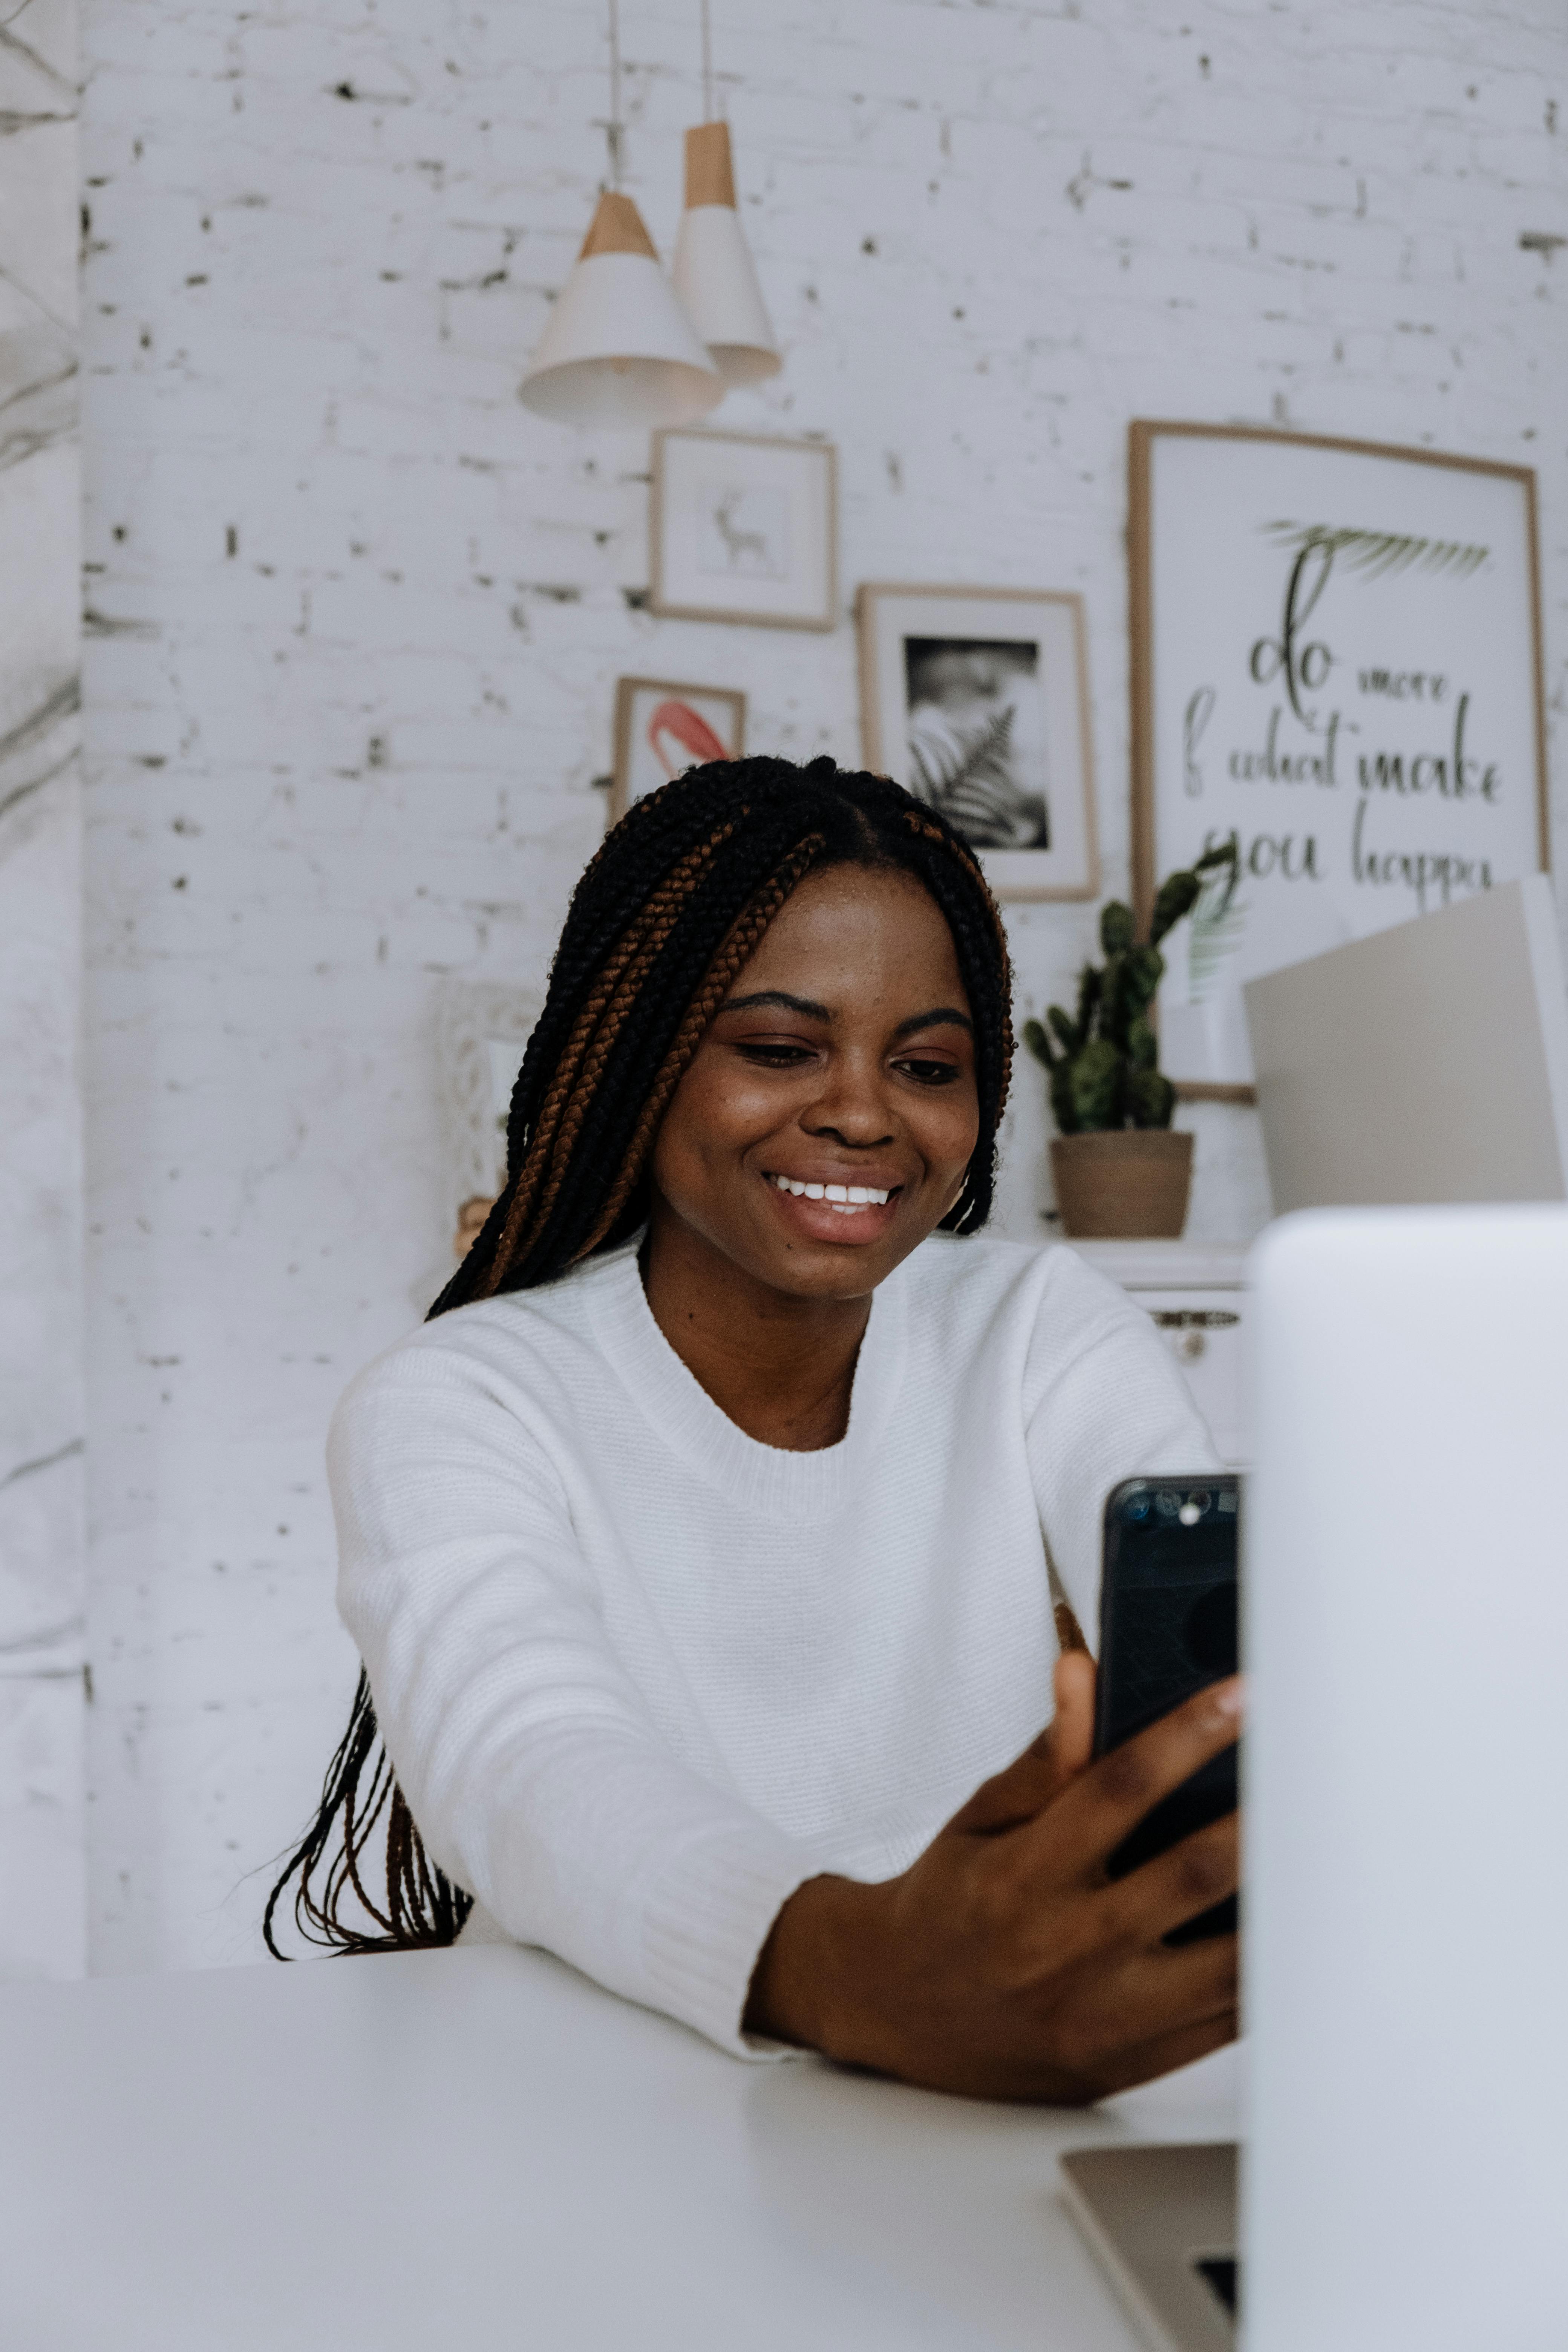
left=761, top=1169, right=903, bottom=1240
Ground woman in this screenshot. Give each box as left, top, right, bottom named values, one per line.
left=268, top=756, right=1239, bottom=2102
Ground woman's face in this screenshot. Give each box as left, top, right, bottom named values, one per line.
left=649, top=863, right=982, bottom=1301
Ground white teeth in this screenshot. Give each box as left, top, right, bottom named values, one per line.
left=769, top=1174, right=892, bottom=1208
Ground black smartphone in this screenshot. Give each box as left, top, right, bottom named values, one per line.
left=1094, top=1474, right=1240, bottom=1945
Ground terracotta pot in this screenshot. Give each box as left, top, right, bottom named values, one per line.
left=1049, top=1129, right=1194, bottom=1241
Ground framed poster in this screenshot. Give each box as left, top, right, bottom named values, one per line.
left=858, top=583, right=1099, bottom=902
left=609, top=675, right=746, bottom=823
left=1131, top=421, right=1548, bottom=1096
left=650, top=430, right=837, bottom=630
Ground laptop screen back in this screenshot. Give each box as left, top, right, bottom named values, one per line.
left=1244, top=1207, right=1568, bottom=2351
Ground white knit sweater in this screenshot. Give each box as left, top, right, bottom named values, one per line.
left=331, top=1232, right=1217, bottom=2055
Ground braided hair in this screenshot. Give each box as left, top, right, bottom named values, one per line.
left=264, top=754, right=1014, bottom=1957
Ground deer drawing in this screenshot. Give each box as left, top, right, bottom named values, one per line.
left=711, top=490, right=770, bottom=572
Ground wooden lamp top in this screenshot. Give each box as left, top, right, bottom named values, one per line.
left=578, top=191, right=660, bottom=262
left=684, top=120, right=737, bottom=209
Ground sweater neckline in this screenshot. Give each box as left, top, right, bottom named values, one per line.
left=585, top=1239, right=908, bottom=1523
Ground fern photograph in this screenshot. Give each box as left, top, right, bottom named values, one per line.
left=858, top=585, right=1098, bottom=902
left=904, top=637, right=1049, bottom=850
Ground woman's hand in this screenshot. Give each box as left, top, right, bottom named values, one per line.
left=744, top=1654, right=1241, bottom=2103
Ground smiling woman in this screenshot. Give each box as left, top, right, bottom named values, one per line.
left=266, top=756, right=1237, bottom=2105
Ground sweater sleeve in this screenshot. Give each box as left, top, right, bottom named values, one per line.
left=329, top=1340, right=822, bottom=2059
left=1023, top=1254, right=1222, bottom=1652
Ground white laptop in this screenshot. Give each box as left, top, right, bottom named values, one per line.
left=1244, top=876, right=1568, bottom=1213
left=1061, top=1205, right=1568, bottom=2351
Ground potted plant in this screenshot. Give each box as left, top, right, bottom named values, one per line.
left=1021, top=844, right=1238, bottom=1240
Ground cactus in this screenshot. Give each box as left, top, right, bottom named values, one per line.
left=1020, top=843, right=1239, bottom=1134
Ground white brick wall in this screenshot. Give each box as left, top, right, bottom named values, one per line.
left=79, top=0, right=1566, bottom=1969
left=0, top=0, right=85, bottom=1979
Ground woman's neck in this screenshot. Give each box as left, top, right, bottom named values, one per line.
left=640, top=1211, right=873, bottom=1452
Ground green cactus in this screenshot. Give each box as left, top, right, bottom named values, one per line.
left=1021, top=843, right=1238, bottom=1134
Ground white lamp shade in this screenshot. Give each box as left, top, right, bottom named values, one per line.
left=672, top=208, right=781, bottom=385
left=671, top=122, right=781, bottom=387
left=520, top=193, right=723, bottom=430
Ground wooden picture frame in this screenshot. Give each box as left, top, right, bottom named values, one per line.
left=609, top=676, right=746, bottom=824
left=857, top=582, right=1100, bottom=903
left=650, top=430, right=838, bottom=631
left=1129, top=421, right=1550, bottom=1099
left=435, top=978, right=545, bottom=1214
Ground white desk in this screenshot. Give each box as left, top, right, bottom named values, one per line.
left=0, top=1944, right=1236, bottom=2350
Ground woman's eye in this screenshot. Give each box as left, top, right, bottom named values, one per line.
left=896, top=1057, right=962, bottom=1086
left=736, top=1041, right=815, bottom=1067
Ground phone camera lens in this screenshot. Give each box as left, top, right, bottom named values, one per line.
left=1189, top=1490, right=1210, bottom=1514
left=1124, top=1494, right=1151, bottom=1522
left=1156, top=1490, right=1180, bottom=1517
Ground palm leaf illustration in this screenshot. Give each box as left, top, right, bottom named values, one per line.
left=1262, top=521, right=1489, bottom=582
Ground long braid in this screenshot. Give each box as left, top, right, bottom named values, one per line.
left=476, top=825, right=737, bottom=1294
left=266, top=756, right=1014, bottom=1957
left=577, top=835, right=827, bottom=1259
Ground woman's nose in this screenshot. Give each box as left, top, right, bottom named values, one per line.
left=801, top=1059, right=895, bottom=1146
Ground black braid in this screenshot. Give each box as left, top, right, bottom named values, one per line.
left=265, top=755, right=1014, bottom=1957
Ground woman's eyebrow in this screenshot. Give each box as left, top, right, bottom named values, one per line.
left=717, top=992, right=974, bottom=1038
left=893, top=1006, right=974, bottom=1038
left=720, top=989, right=834, bottom=1021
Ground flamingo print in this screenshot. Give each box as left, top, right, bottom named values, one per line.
left=647, top=700, right=731, bottom=777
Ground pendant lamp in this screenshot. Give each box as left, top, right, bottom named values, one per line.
left=672, top=0, right=780, bottom=389
left=672, top=118, right=781, bottom=386
left=519, top=3, right=722, bottom=429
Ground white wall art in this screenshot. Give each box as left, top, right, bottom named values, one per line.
left=1130, top=423, right=1549, bottom=1094
left=651, top=430, right=836, bottom=629
left=858, top=584, right=1099, bottom=903
left=435, top=979, right=546, bottom=1216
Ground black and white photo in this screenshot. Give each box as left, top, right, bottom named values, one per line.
left=858, top=585, right=1098, bottom=901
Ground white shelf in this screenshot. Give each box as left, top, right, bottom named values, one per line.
left=1050, top=1237, right=1248, bottom=1291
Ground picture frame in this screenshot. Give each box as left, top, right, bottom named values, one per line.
left=857, top=583, right=1100, bottom=903
left=1129, top=421, right=1550, bottom=1098
left=650, top=430, right=837, bottom=631
left=610, top=675, right=747, bottom=824
left=435, top=978, right=545, bottom=1216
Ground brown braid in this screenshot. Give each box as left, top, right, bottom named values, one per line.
left=479, top=824, right=738, bottom=1288
left=577, top=836, right=827, bottom=1260
left=265, top=758, right=1014, bottom=1958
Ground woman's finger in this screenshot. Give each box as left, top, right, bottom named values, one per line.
left=1031, top=1676, right=1243, bottom=1874
left=948, top=1652, right=1100, bottom=1835
left=1047, top=1648, right=1096, bottom=1775
left=1095, top=1815, right=1242, bottom=1952
left=948, top=1742, right=1060, bottom=1834
left=1005, top=1929, right=1237, bottom=2090
left=1081, top=2007, right=1240, bottom=2101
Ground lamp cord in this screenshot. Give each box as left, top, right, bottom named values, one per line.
left=606, top=0, right=623, bottom=189
left=701, top=0, right=713, bottom=122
